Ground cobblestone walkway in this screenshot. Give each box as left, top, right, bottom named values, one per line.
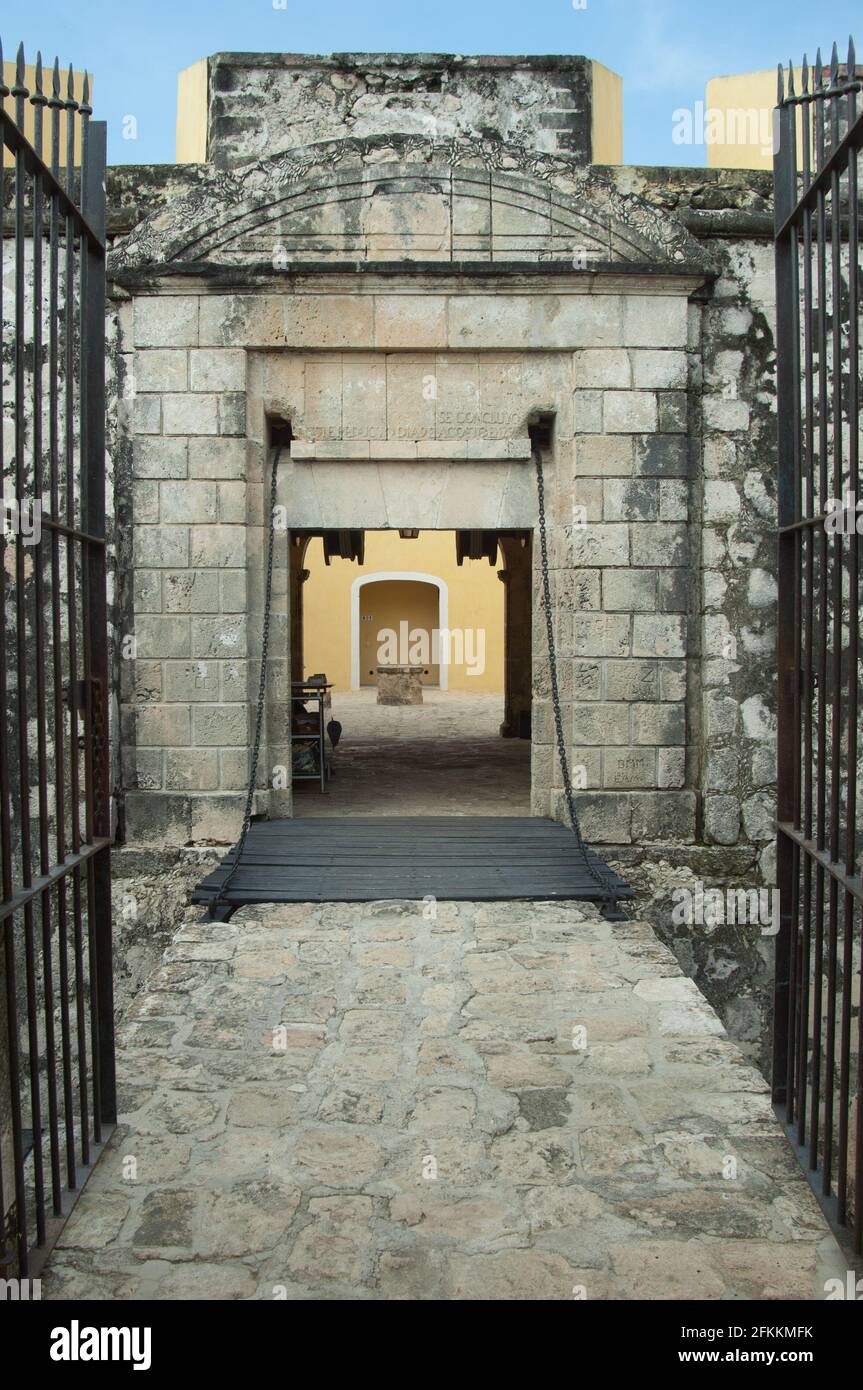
left=44, top=900, right=844, bottom=1300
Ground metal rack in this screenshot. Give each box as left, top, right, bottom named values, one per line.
left=290, top=681, right=333, bottom=792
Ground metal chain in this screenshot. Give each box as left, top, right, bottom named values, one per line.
left=533, top=448, right=622, bottom=914
left=212, top=445, right=283, bottom=911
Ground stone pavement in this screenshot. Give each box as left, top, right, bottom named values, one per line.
left=294, top=691, right=531, bottom=818
left=43, top=899, right=845, bottom=1301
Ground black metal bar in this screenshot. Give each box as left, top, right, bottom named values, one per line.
left=772, top=87, right=798, bottom=1106
left=837, top=65, right=860, bottom=1232
left=81, top=116, right=115, bottom=1128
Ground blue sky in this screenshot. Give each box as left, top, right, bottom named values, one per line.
left=2, top=0, right=859, bottom=167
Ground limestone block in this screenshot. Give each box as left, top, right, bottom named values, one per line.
left=660, top=664, right=695, bottom=723
left=603, top=479, right=658, bottom=522
left=572, top=702, right=629, bottom=745
left=220, top=571, right=247, bottom=612
left=633, top=434, right=689, bottom=478
left=446, top=294, right=622, bottom=349
left=572, top=389, right=603, bottom=432
left=164, top=660, right=220, bottom=702
left=134, top=615, right=191, bottom=660
left=605, top=659, right=659, bottom=702
left=189, top=437, right=247, bottom=480
left=603, top=390, right=657, bottom=434
left=630, top=523, right=688, bottom=567
left=374, top=296, right=447, bottom=349
left=218, top=393, right=247, bottom=436
left=341, top=356, right=387, bottom=439
left=134, top=703, right=191, bottom=747
left=165, top=749, right=220, bottom=792
left=632, top=702, right=686, bottom=746
left=631, top=349, right=687, bottom=390
left=377, top=666, right=424, bottom=705
left=134, top=296, right=199, bottom=348
left=703, top=691, right=739, bottom=738
left=134, top=437, right=188, bottom=479
left=133, top=571, right=162, bottom=613
left=163, top=571, right=220, bottom=614
left=190, top=525, right=246, bottom=568
left=657, top=747, right=686, bottom=789
left=572, top=613, right=630, bottom=658
left=567, top=523, right=629, bottom=567
left=659, top=391, right=688, bottom=433
left=191, top=618, right=248, bottom=659
left=136, top=349, right=189, bottom=393
left=622, top=295, right=688, bottom=347
left=124, top=791, right=191, bottom=846
left=132, top=481, right=160, bottom=524
left=703, top=397, right=750, bottom=432
left=602, top=568, right=657, bottom=613
left=189, top=349, right=246, bottom=392
left=198, top=295, right=286, bottom=348
left=659, top=479, right=688, bottom=521
left=132, top=394, right=161, bottom=434
left=284, top=296, right=375, bottom=349
left=567, top=792, right=632, bottom=844
left=190, top=794, right=245, bottom=843
left=163, top=393, right=219, bottom=436
left=603, top=747, right=657, bottom=789
left=632, top=614, right=687, bottom=658
left=385, top=357, right=436, bottom=441
left=631, top=791, right=696, bottom=842
left=160, top=481, right=219, bottom=524
left=573, top=348, right=631, bottom=389
left=705, top=794, right=741, bottom=845
left=192, top=704, right=249, bottom=746
left=133, top=526, right=190, bottom=568
left=704, top=480, right=742, bottom=522
left=575, top=435, right=633, bottom=477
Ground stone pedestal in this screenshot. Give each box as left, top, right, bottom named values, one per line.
left=376, top=666, right=424, bottom=705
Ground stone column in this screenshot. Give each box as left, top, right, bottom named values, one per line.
left=123, top=293, right=249, bottom=845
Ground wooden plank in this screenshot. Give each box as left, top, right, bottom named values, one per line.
left=191, top=815, right=634, bottom=909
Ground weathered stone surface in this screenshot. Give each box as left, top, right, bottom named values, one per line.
left=42, top=899, right=842, bottom=1301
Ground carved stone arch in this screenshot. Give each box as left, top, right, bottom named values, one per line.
left=110, top=135, right=716, bottom=276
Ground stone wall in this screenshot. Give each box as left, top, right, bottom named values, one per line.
left=202, top=53, right=602, bottom=169
left=102, top=105, right=782, bottom=1067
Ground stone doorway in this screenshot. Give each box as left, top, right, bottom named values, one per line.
left=288, top=526, right=532, bottom=818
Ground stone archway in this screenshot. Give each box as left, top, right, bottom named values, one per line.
left=351, top=571, right=449, bottom=690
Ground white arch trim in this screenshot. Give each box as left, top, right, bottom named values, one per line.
left=350, top=571, right=449, bottom=691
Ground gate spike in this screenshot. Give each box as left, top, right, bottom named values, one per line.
left=777, top=62, right=785, bottom=103
left=12, top=40, right=28, bottom=98
left=32, top=51, right=46, bottom=105
left=66, top=62, right=78, bottom=109
left=787, top=62, right=795, bottom=98
left=50, top=56, right=62, bottom=104
left=0, top=39, right=9, bottom=101
left=802, top=54, right=809, bottom=94
left=849, top=36, right=856, bottom=77
left=815, top=48, right=824, bottom=90
left=80, top=70, right=91, bottom=117
left=830, top=41, right=840, bottom=87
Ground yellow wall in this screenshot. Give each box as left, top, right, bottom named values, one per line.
left=359, top=579, right=441, bottom=686
left=2, top=62, right=90, bottom=168
left=176, top=58, right=208, bottom=164
left=302, top=531, right=505, bottom=693
left=705, top=68, right=805, bottom=170
left=591, top=60, right=623, bottom=165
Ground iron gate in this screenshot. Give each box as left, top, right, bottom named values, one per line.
left=773, top=39, right=862, bottom=1255
left=0, top=39, right=113, bottom=1282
